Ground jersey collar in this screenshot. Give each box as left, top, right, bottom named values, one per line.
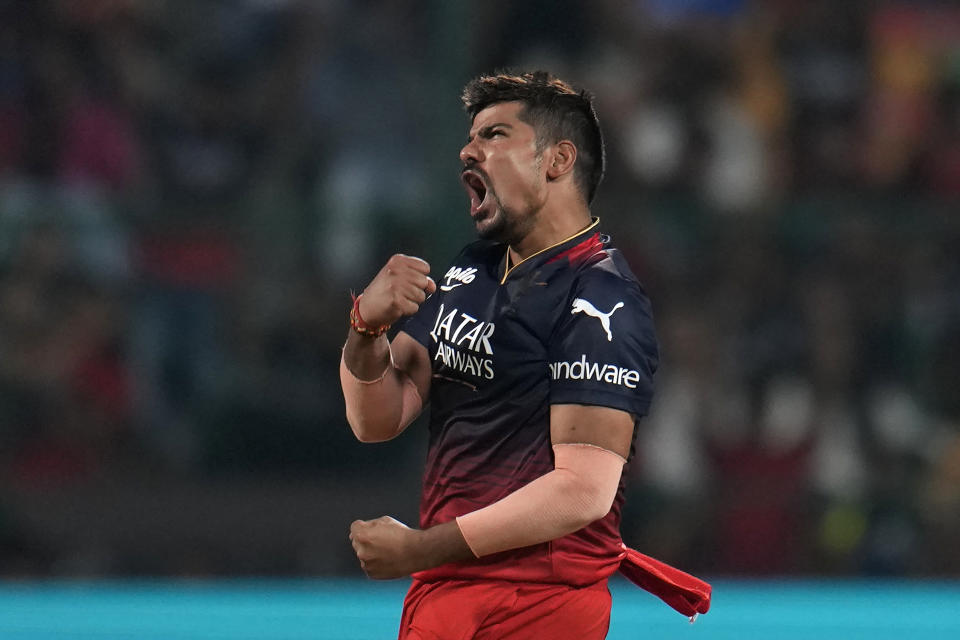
left=499, top=217, right=601, bottom=284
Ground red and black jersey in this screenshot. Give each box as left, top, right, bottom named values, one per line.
left=398, top=219, right=659, bottom=586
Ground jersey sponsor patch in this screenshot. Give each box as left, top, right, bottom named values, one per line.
left=429, top=302, right=495, bottom=379
left=549, top=354, right=641, bottom=389
left=440, top=266, right=478, bottom=291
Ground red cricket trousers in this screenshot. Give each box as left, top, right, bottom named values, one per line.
left=397, top=578, right=611, bottom=640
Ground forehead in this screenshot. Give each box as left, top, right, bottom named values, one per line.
left=469, top=101, right=533, bottom=135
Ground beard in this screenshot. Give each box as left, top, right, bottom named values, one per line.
left=475, top=191, right=536, bottom=246
left=475, top=195, right=510, bottom=242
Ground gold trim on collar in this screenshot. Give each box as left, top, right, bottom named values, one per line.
left=500, top=217, right=600, bottom=285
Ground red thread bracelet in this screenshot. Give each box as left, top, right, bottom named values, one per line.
left=350, top=293, right=391, bottom=338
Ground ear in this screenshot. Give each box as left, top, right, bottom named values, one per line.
left=545, top=140, right=577, bottom=181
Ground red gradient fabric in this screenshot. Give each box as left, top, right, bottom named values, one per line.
left=618, top=545, right=712, bottom=618
left=399, top=578, right=611, bottom=640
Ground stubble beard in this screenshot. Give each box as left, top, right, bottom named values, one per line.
left=476, top=193, right=510, bottom=242
left=475, top=191, right=537, bottom=247
left=477, top=203, right=530, bottom=246
left=474, top=157, right=543, bottom=246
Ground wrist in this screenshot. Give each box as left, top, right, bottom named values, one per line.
left=350, top=293, right=391, bottom=338
left=411, top=520, right=474, bottom=571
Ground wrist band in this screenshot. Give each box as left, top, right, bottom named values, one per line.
left=350, top=293, right=391, bottom=338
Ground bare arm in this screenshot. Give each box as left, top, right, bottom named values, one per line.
left=340, top=254, right=435, bottom=442
left=549, top=403, right=634, bottom=458
left=350, top=404, right=634, bottom=578
left=454, top=404, right=633, bottom=555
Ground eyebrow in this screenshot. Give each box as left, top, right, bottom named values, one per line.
left=466, top=122, right=513, bottom=143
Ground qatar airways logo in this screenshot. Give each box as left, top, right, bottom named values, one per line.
left=429, top=303, right=495, bottom=379
left=549, top=354, right=641, bottom=389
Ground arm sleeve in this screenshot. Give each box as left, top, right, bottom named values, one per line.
left=454, top=443, right=625, bottom=557
left=547, top=269, right=658, bottom=417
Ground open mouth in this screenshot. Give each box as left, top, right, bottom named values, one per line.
left=460, top=170, right=489, bottom=217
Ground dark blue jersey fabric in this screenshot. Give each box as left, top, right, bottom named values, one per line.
left=398, top=219, right=659, bottom=585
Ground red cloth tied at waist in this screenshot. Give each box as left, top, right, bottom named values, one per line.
left=618, top=545, right=712, bottom=619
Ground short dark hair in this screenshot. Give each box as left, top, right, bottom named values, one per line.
left=462, top=70, right=605, bottom=204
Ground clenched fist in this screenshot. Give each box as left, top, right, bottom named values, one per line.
left=349, top=516, right=422, bottom=579
left=348, top=517, right=474, bottom=580
left=359, top=254, right=437, bottom=327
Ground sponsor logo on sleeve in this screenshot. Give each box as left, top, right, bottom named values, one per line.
left=549, top=354, right=641, bottom=389
left=571, top=298, right=623, bottom=341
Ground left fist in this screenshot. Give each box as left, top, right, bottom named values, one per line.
left=349, top=516, right=422, bottom=579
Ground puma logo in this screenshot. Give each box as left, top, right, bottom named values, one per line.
left=571, top=298, right=624, bottom=341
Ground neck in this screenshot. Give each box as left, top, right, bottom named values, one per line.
left=508, top=199, right=593, bottom=264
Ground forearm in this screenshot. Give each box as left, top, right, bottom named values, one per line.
left=351, top=445, right=624, bottom=578
left=343, top=329, right=392, bottom=380
left=409, top=520, right=476, bottom=570
left=349, top=444, right=626, bottom=578
left=340, top=333, right=422, bottom=442
left=455, top=443, right=625, bottom=557
left=349, top=517, right=474, bottom=579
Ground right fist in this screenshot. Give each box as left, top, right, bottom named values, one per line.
left=358, top=254, right=437, bottom=327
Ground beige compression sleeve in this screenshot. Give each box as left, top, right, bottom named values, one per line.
left=455, top=443, right=626, bottom=557
left=339, top=348, right=423, bottom=442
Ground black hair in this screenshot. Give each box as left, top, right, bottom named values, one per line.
left=462, top=70, right=605, bottom=203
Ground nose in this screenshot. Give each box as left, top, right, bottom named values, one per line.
left=459, top=138, right=483, bottom=166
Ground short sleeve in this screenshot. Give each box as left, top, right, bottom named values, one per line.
left=547, top=269, right=659, bottom=417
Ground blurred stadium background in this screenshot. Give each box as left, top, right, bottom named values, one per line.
left=1, top=0, right=959, bottom=637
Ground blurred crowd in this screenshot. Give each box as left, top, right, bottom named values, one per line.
left=0, top=0, right=958, bottom=578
